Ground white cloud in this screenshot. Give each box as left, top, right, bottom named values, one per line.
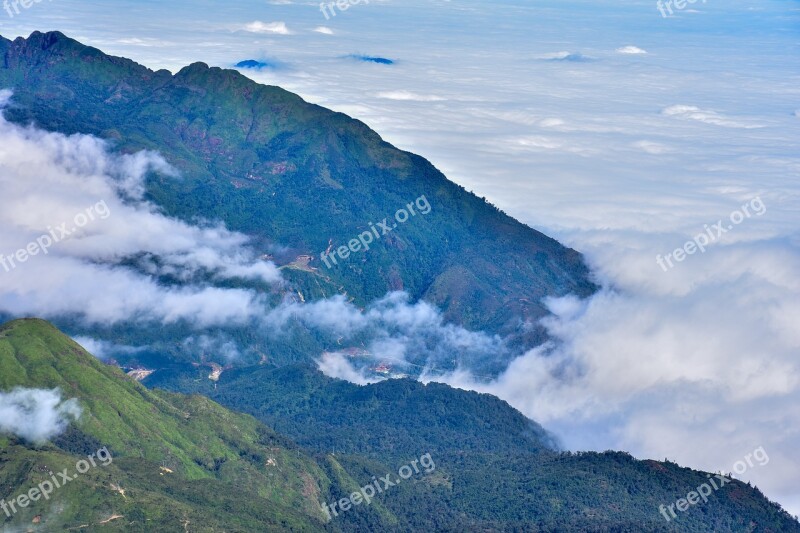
left=633, top=140, right=672, bottom=154
left=616, top=46, right=647, bottom=54
left=0, top=388, right=81, bottom=444
left=275, top=292, right=508, bottom=373
left=72, top=336, right=145, bottom=361
left=313, top=26, right=334, bottom=35
left=0, top=92, right=279, bottom=327
left=662, top=105, right=764, bottom=129
left=539, top=118, right=565, bottom=128
left=183, top=334, right=241, bottom=362
left=317, top=352, right=382, bottom=385
left=115, top=37, right=175, bottom=47
left=376, top=90, right=445, bottom=102
left=243, top=21, right=293, bottom=35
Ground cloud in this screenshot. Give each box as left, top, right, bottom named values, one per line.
left=242, top=21, right=293, bottom=35
left=633, top=140, right=672, bottom=154
left=114, top=37, right=175, bottom=48
left=539, top=118, right=565, bottom=128
left=0, top=388, right=82, bottom=444
left=512, top=135, right=599, bottom=156
left=317, top=352, right=382, bottom=385
left=0, top=91, right=279, bottom=327
left=662, top=105, right=764, bottom=129
left=616, top=46, right=647, bottom=54
left=429, top=221, right=800, bottom=519
left=182, top=334, right=241, bottom=362
left=376, top=90, right=445, bottom=102
left=72, top=336, right=146, bottom=361
left=313, top=26, right=334, bottom=35
left=272, top=292, right=509, bottom=376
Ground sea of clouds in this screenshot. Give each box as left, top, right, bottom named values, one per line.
left=2, top=0, right=799, bottom=517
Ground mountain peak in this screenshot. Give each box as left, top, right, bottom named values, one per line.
left=0, top=316, right=57, bottom=331
left=0, top=317, right=78, bottom=348
left=179, top=61, right=211, bottom=73
left=12, top=30, right=78, bottom=51
left=27, top=30, right=68, bottom=40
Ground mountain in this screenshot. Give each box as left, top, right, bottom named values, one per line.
left=0, top=30, right=595, bottom=364
left=0, top=318, right=336, bottom=531
left=146, top=361, right=800, bottom=532
left=2, top=321, right=799, bottom=531
left=0, top=31, right=797, bottom=532
left=148, top=363, right=559, bottom=459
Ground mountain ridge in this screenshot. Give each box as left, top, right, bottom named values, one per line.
left=1, top=319, right=799, bottom=531
left=0, top=30, right=595, bottom=354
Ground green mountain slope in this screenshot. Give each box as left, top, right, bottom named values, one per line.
left=0, top=30, right=595, bottom=347
left=0, top=318, right=333, bottom=531
left=1, top=320, right=798, bottom=531
left=204, top=364, right=556, bottom=459
left=149, top=363, right=800, bottom=533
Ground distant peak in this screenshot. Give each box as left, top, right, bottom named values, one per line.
left=27, top=30, right=69, bottom=43
left=346, top=54, right=394, bottom=65
left=7, top=30, right=82, bottom=52
left=236, top=59, right=271, bottom=70
left=31, top=30, right=67, bottom=37
left=181, top=61, right=210, bottom=72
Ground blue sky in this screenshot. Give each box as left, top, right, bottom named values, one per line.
left=2, top=0, right=800, bottom=518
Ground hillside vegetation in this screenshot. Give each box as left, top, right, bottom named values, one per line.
left=0, top=31, right=595, bottom=353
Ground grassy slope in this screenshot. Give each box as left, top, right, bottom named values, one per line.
left=0, top=319, right=332, bottom=531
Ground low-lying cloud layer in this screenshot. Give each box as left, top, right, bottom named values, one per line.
left=270, top=292, right=508, bottom=378
left=0, top=388, right=81, bottom=443
left=3, top=0, right=799, bottom=516
left=0, top=90, right=280, bottom=328
left=430, top=208, right=800, bottom=515
left=71, top=336, right=147, bottom=361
